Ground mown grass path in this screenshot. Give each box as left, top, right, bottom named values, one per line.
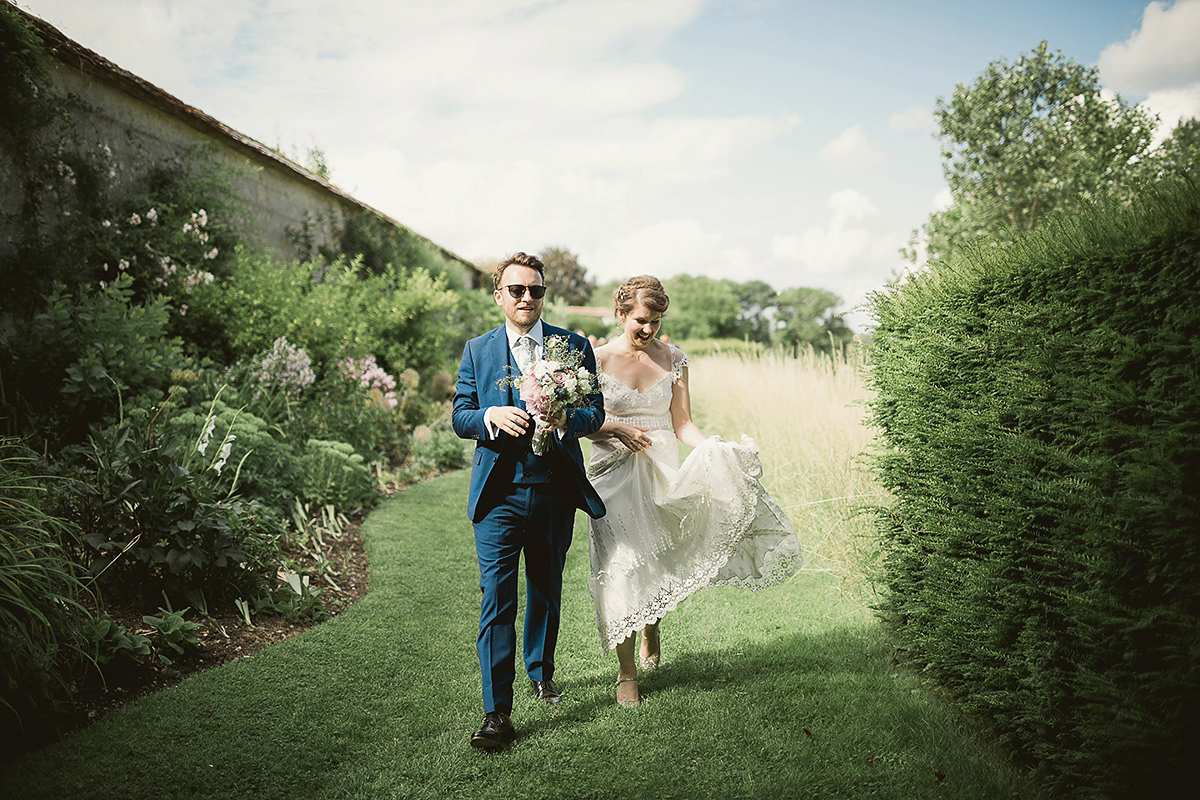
left=2, top=469, right=1035, bottom=799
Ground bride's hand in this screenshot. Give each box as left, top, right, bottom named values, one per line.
left=615, top=424, right=652, bottom=452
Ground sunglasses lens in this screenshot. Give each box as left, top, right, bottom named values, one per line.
left=506, top=285, right=546, bottom=299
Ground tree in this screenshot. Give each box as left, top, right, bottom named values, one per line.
left=907, top=41, right=1157, bottom=263
left=732, top=279, right=777, bottom=343
left=772, top=287, right=853, bottom=353
left=539, top=246, right=595, bottom=306
left=1148, top=117, right=1200, bottom=182
left=661, top=275, right=741, bottom=340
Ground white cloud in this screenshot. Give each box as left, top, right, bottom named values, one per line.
left=546, top=114, right=801, bottom=183
left=888, top=106, right=935, bottom=134
left=771, top=189, right=879, bottom=274
left=1142, top=84, right=1200, bottom=142
left=1098, top=0, right=1200, bottom=95
left=818, top=125, right=886, bottom=171
left=591, top=219, right=723, bottom=282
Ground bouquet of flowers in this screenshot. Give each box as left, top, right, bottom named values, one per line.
left=502, top=334, right=599, bottom=455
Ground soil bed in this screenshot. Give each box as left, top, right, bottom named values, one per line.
left=4, top=516, right=370, bottom=761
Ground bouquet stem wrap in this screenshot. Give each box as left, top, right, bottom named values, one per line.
left=531, top=419, right=555, bottom=456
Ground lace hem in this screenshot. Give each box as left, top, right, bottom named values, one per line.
left=593, top=526, right=801, bottom=654
left=588, top=435, right=802, bottom=654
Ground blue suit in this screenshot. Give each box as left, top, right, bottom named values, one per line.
left=452, top=323, right=605, bottom=714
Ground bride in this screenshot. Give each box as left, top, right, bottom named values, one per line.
left=586, top=275, right=801, bottom=707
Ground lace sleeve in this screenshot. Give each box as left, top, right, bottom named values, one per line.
left=669, top=344, right=689, bottom=383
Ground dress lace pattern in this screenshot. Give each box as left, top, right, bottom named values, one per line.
left=586, top=345, right=802, bottom=654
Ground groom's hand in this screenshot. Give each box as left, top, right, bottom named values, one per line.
left=538, top=409, right=567, bottom=431
left=489, top=405, right=532, bottom=437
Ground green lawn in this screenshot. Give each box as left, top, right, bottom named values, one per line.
left=1, top=469, right=1038, bottom=799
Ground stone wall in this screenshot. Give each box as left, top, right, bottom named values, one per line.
left=0, top=6, right=478, bottom=287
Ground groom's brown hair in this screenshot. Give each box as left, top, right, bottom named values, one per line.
left=493, top=251, right=546, bottom=291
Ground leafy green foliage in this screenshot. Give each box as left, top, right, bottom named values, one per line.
left=210, top=253, right=458, bottom=378
left=0, top=441, right=91, bottom=727
left=539, top=246, right=596, bottom=306
left=3, top=275, right=188, bottom=445
left=661, top=274, right=741, bottom=339
left=773, top=286, right=854, bottom=353
left=141, top=607, right=201, bottom=664
left=297, top=368, right=412, bottom=464
left=393, top=421, right=470, bottom=484
left=163, top=397, right=300, bottom=511
left=57, top=416, right=282, bottom=605
left=1147, top=116, right=1200, bottom=182
left=0, top=3, right=59, bottom=141
left=908, top=41, right=1157, bottom=263
left=658, top=274, right=853, bottom=350
left=251, top=571, right=330, bottom=623
left=288, top=206, right=469, bottom=288
left=869, top=180, right=1200, bottom=797
left=298, top=439, right=375, bottom=509
left=79, top=615, right=151, bottom=667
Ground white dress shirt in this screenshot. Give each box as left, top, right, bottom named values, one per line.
left=484, top=320, right=545, bottom=438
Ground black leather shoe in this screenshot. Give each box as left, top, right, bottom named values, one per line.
left=530, top=679, right=562, bottom=705
left=470, top=712, right=515, bottom=750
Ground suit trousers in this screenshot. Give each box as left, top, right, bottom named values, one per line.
left=473, top=483, right=575, bottom=715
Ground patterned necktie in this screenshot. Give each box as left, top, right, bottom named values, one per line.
left=516, top=335, right=536, bottom=373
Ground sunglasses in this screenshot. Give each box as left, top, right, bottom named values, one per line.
left=502, top=284, right=547, bottom=300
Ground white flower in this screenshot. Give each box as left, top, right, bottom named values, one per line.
left=118, top=259, right=129, bottom=271
left=197, top=417, right=216, bottom=455
left=102, top=219, right=112, bottom=228
left=213, top=436, right=236, bottom=475
left=130, top=212, right=141, bottom=225
left=146, top=207, right=158, bottom=223
left=204, top=247, right=219, bottom=260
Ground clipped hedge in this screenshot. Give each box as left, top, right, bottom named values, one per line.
left=867, top=181, right=1200, bottom=798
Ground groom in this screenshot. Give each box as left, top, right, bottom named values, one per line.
left=452, top=251, right=606, bottom=750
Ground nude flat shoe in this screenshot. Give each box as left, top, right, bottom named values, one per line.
left=616, top=677, right=640, bottom=707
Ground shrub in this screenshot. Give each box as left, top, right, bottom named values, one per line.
left=2, top=275, right=187, bottom=446
left=298, top=439, right=376, bottom=510
left=394, top=421, right=470, bottom=483
left=56, top=414, right=284, bottom=605
left=211, top=253, right=459, bottom=379
left=867, top=180, right=1200, bottom=797
left=297, top=362, right=417, bottom=464
left=163, top=396, right=300, bottom=511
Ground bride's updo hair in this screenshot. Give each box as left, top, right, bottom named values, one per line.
left=613, top=275, right=669, bottom=317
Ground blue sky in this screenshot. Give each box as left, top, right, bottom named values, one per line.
left=15, top=1, right=1200, bottom=329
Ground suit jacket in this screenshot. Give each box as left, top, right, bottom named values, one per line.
left=452, top=322, right=606, bottom=524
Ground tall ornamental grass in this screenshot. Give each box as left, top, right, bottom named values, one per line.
left=0, top=440, right=90, bottom=725
left=867, top=179, right=1200, bottom=798
left=689, top=345, right=882, bottom=589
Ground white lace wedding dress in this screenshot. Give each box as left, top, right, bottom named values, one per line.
left=586, top=345, right=802, bottom=654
